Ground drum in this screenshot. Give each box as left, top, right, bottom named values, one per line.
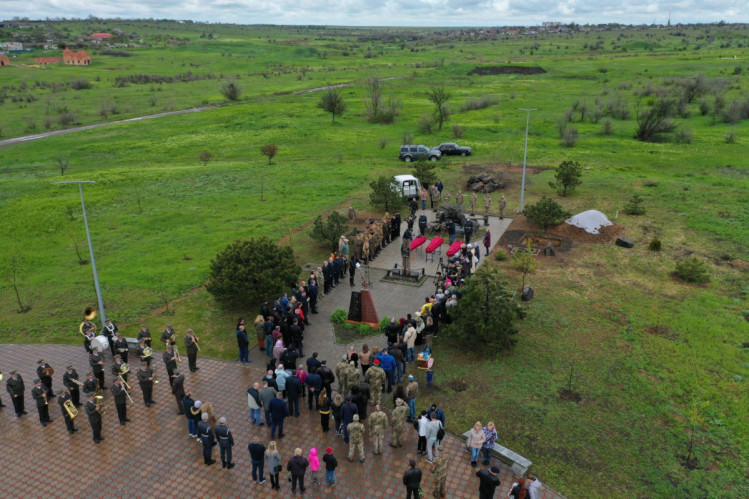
left=92, top=335, right=109, bottom=354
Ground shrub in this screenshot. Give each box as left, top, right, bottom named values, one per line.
left=206, top=238, right=298, bottom=310
left=198, top=150, right=212, bottom=165
left=331, top=309, right=348, bottom=324
left=460, top=95, right=499, bottom=112
left=623, top=193, right=646, bottom=215
left=70, top=79, right=92, bottom=90
left=402, top=133, right=414, bottom=145
left=698, top=100, right=710, bottom=116
left=359, top=324, right=373, bottom=334
left=343, top=322, right=355, bottom=330
left=635, top=97, right=678, bottom=142
left=220, top=80, right=242, bottom=101
left=524, top=196, right=571, bottom=230
left=674, top=258, right=709, bottom=284
left=58, top=111, right=76, bottom=127
left=600, top=119, right=614, bottom=135
left=494, top=251, right=507, bottom=261
left=378, top=137, right=388, bottom=149
left=417, top=115, right=434, bottom=134
left=648, top=237, right=662, bottom=251
left=549, top=160, right=583, bottom=197
left=725, top=130, right=737, bottom=144
left=675, top=128, right=693, bottom=144
left=560, top=125, right=579, bottom=147
left=452, top=124, right=464, bottom=138
left=378, top=317, right=391, bottom=332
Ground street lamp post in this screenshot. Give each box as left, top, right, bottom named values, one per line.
left=52, top=181, right=107, bottom=326
left=518, top=108, right=538, bottom=213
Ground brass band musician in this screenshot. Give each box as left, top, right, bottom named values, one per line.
left=137, top=362, right=156, bottom=407
left=136, top=338, right=152, bottom=368
left=90, top=347, right=106, bottom=389
left=58, top=389, right=78, bottom=434
left=84, top=393, right=104, bottom=444
left=111, top=378, right=130, bottom=426
left=111, top=354, right=128, bottom=383
left=114, top=332, right=129, bottom=364
left=81, top=319, right=96, bottom=354
left=6, top=370, right=26, bottom=417
left=185, top=329, right=200, bottom=372
left=82, top=371, right=98, bottom=396
left=137, top=324, right=152, bottom=348
left=163, top=345, right=177, bottom=387
left=62, top=365, right=83, bottom=407
left=31, top=378, right=53, bottom=426
left=36, top=359, right=55, bottom=398
left=103, top=319, right=118, bottom=357
left=161, top=323, right=176, bottom=346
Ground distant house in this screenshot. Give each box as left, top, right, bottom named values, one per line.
left=63, top=48, right=90, bottom=65
left=3, top=41, right=23, bottom=51
left=0, top=55, right=10, bottom=66
left=35, top=57, right=61, bottom=65
left=91, top=32, right=113, bottom=39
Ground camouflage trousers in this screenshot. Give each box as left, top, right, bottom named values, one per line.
left=372, top=433, right=384, bottom=454
left=392, top=426, right=406, bottom=447
left=348, top=442, right=365, bottom=461
left=370, top=388, right=382, bottom=406
left=433, top=476, right=447, bottom=497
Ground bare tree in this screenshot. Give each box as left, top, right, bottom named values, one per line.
left=427, top=84, right=451, bottom=131
left=2, top=255, right=32, bottom=313
left=57, top=154, right=70, bottom=176
left=260, top=144, right=278, bottom=165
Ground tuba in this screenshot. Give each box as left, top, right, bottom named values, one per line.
left=95, top=395, right=107, bottom=415
left=80, top=307, right=97, bottom=336
left=64, top=399, right=78, bottom=419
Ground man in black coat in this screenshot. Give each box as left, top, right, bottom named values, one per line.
left=289, top=319, right=304, bottom=357
left=84, top=393, right=103, bottom=443
left=90, top=347, right=106, bottom=389
left=163, top=346, right=177, bottom=387
left=114, top=333, right=129, bottom=364
left=269, top=392, right=289, bottom=439
left=318, top=361, right=335, bottom=396
left=340, top=395, right=358, bottom=444
left=197, top=413, right=216, bottom=465
left=58, top=389, right=78, bottom=434
left=136, top=363, right=156, bottom=407
left=6, top=370, right=26, bottom=417
left=286, top=371, right=303, bottom=417
left=62, top=365, right=82, bottom=407
left=215, top=416, right=235, bottom=469
left=111, top=378, right=130, bottom=425
left=282, top=345, right=300, bottom=374
left=476, top=466, right=502, bottom=499
left=36, top=359, right=55, bottom=397
left=103, top=319, right=118, bottom=357
left=171, top=369, right=186, bottom=415
left=305, top=369, right=322, bottom=410
left=31, top=378, right=53, bottom=426
left=403, top=459, right=422, bottom=499
left=306, top=352, right=321, bottom=374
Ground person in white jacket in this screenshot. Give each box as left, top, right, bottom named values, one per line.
left=403, top=326, right=417, bottom=362
left=247, top=382, right=263, bottom=426
left=416, top=411, right=429, bottom=455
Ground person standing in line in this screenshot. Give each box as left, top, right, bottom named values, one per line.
left=286, top=370, right=303, bottom=418
left=499, top=194, right=507, bottom=219
left=484, top=192, right=492, bottom=216
left=402, top=459, right=422, bottom=499
left=405, top=375, right=419, bottom=422
left=287, top=447, right=309, bottom=495
left=420, top=187, right=428, bottom=210
left=347, top=414, right=366, bottom=463
left=31, top=378, right=53, bottom=426
left=114, top=333, right=129, bottom=364
left=236, top=324, right=250, bottom=365
left=137, top=362, right=156, bottom=408
left=185, top=329, right=199, bottom=372
left=470, top=190, right=478, bottom=215
left=368, top=404, right=388, bottom=455
left=84, top=393, right=103, bottom=444
left=390, top=398, right=409, bottom=448
left=247, top=382, right=263, bottom=426
left=269, top=392, right=289, bottom=439
left=258, top=380, right=277, bottom=429
left=359, top=344, right=372, bottom=376
left=416, top=410, right=429, bottom=455
left=171, top=369, right=186, bottom=415
left=527, top=475, right=543, bottom=499
left=62, top=365, right=82, bottom=407
left=248, top=436, right=266, bottom=482
left=340, top=395, right=358, bottom=444
left=6, top=370, right=26, bottom=417
left=137, top=323, right=152, bottom=348
left=318, top=387, right=332, bottom=433
left=215, top=416, right=235, bottom=469
left=509, top=477, right=526, bottom=499
left=466, top=421, right=487, bottom=467
left=183, top=391, right=197, bottom=437
left=198, top=412, right=216, bottom=465
left=482, top=421, right=498, bottom=465
left=430, top=447, right=450, bottom=498
left=483, top=229, right=491, bottom=256
left=476, top=466, right=502, bottom=499
left=305, top=367, right=322, bottom=411
left=331, top=392, right=344, bottom=436
left=265, top=441, right=281, bottom=491
left=425, top=412, right=443, bottom=463
left=323, top=447, right=338, bottom=486
left=111, top=378, right=130, bottom=426
left=162, top=345, right=177, bottom=387
left=308, top=447, right=320, bottom=484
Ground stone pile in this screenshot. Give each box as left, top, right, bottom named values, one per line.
left=466, top=172, right=505, bottom=192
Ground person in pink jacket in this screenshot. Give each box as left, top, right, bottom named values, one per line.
left=466, top=421, right=487, bottom=467
left=297, top=365, right=308, bottom=399
left=308, top=447, right=320, bottom=484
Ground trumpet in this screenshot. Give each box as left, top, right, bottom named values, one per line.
left=95, top=395, right=107, bottom=415
left=191, top=333, right=201, bottom=352
left=174, top=344, right=182, bottom=363
left=64, top=399, right=78, bottom=419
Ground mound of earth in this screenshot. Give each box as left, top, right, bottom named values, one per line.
left=502, top=215, right=624, bottom=245
left=468, top=66, right=547, bottom=76
left=565, top=210, right=613, bottom=234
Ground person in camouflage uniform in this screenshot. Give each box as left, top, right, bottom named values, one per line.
left=335, top=356, right=349, bottom=395
left=443, top=189, right=451, bottom=204
left=484, top=192, right=492, bottom=216
left=456, top=190, right=464, bottom=206
left=347, top=414, right=366, bottom=463
left=470, top=191, right=478, bottom=215
left=345, top=361, right=360, bottom=397
left=364, top=359, right=386, bottom=406
left=390, top=398, right=410, bottom=448
left=430, top=447, right=450, bottom=497
left=368, top=404, right=388, bottom=455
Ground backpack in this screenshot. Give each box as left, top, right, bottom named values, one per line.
left=437, top=427, right=446, bottom=441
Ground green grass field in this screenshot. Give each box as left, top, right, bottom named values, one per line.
left=1, top=20, right=747, bottom=498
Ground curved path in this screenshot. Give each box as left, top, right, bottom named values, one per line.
left=0, top=344, right=560, bottom=498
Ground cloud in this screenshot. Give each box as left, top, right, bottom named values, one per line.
left=2, top=0, right=747, bottom=25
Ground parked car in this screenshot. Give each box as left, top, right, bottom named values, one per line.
left=435, top=142, right=472, bottom=156
left=399, top=144, right=441, bottom=162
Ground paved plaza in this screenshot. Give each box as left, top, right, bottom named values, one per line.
left=0, top=214, right=563, bottom=498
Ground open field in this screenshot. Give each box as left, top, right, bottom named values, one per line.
left=1, top=20, right=747, bottom=497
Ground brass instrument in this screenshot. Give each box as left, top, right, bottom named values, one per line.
left=69, top=378, right=85, bottom=387
left=94, top=395, right=107, bottom=415
left=120, top=363, right=130, bottom=375
left=174, top=344, right=182, bottom=363
left=94, top=380, right=102, bottom=397
left=79, top=307, right=97, bottom=337
left=117, top=376, right=134, bottom=404
left=44, top=392, right=48, bottom=405
left=41, top=367, right=55, bottom=377
left=0, top=371, right=3, bottom=382
left=141, top=346, right=152, bottom=359
left=64, top=399, right=78, bottom=419
left=168, top=333, right=178, bottom=345
left=151, top=367, right=158, bottom=385
left=190, top=333, right=201, bottom=352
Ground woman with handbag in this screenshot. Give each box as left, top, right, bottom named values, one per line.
left=265, top=440, right=282, bottom=491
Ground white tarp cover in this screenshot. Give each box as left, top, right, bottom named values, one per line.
left=564, top=210, right=613, bottom=234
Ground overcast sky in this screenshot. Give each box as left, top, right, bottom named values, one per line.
left=3, top=0, right=747, bottom=26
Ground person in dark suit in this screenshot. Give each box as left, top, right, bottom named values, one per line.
left=185, top=329, right=200, bottom=372
left=137, top=324, right=152, bottom=347
left=62, top=365, right=82, bottom=407
left=340, top=395, right=358, bottom=444
left=163, top=346, right=177, bottom=386
left=6, top=370, right=27, bottom=417
left=31, top=378, right=53, bottom=426
left=171, top=370, right=185, bottom=415
left=90, top=347, right=106, bottom=389
left=215, top=416, right=235, bottom=469
left=114, top=333, right=129, bottom=364
left=286, top=370, right=303, bottom=417
left=112, top=355, right=128, bottom=384
left=58, top=389, right=78, bottom=434
left=111, top=378, right=130, bottom=425
left=84, top=393, right=104, bottom=443
left=197, top=412, right=216, bottom=465
left=136, top=363, right=155, bottom=407
left=36, top=359, right=55, bottom=397
left=269, top=392, right=289, bottom=439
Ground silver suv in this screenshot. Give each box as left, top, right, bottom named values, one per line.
left=399, top=144, right=441, bottom=162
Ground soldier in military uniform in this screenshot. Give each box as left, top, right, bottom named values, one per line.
left=137, top=362, right=156, bottom=407
left=161, top=323, right=176, bottom=346
left=114, top=332, right=129, bottom=364
left=347, top=414, right=366, bottom=463
left=390, top=398, right=410, bottom=448
left=430, top=447, right=450, bottom=497
left=84, top=393, right=104, bottom=444
left=31, top=378, right=53, bottom=426
left=111, top=378, right=130, bottom=425
left=163, top=345, right=177, bottom=387
left=484, top=192, right=492, bottom=216
left=365, top=359, right=387, bottom=406
left=137, top=324, right=152, bottom=348
left=112, top=354, right=128, bottom=384
left=345, top=361, right=360, bottom=399
left=62, top=365, right=82, bottom=407
left=215, top=416, right=235, bottom=469
left=58, top=389, right=78, bottom=434
left=335, top=356, right=349, bottom=396
left=82, top=371, right=98, bottom=397
left=368, top=404, right=388, bottom=455
left=136, top=338, right=152, bottom=368
left=103, top=319, right=118, bottom=357
left=185, top=329, right=200, bottom=372
left=470, top=191, right=478, bottom=215
left=198, top=412, right=216, bottom=465
left=171, top=369, right=185, bottom=415
left=36, top=359, right=55, bottom=398
left=456, top=189, right=464, bottom=206
left=6, top=370, right=26, bottom=417
left=90, top=347, right=106, bottom=389
left=499, top=194, right=507, bottom=219
left=443, top=189, right=451, bottom=204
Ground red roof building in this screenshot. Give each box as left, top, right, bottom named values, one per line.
left=35, top=57, right=61, bottom=65
left=0, top=55, right=10, bottom=66
left=91, top=33, right=113, bottom=39
left=63, top=48, right=90, bottom=65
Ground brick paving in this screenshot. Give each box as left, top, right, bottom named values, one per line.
left=0, top=344, right=562, bottom=499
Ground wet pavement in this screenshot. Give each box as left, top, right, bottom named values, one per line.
left=0, top=342, right=562, bottom=498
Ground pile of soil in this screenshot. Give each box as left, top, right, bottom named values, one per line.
left=468, top=66, right=547, bottom=76
left=501, top=215, right=625, bottom=246
left=499, top=230, right=573, bottom=252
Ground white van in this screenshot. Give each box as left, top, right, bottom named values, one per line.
left=394, top=174, right=422, bottom=200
